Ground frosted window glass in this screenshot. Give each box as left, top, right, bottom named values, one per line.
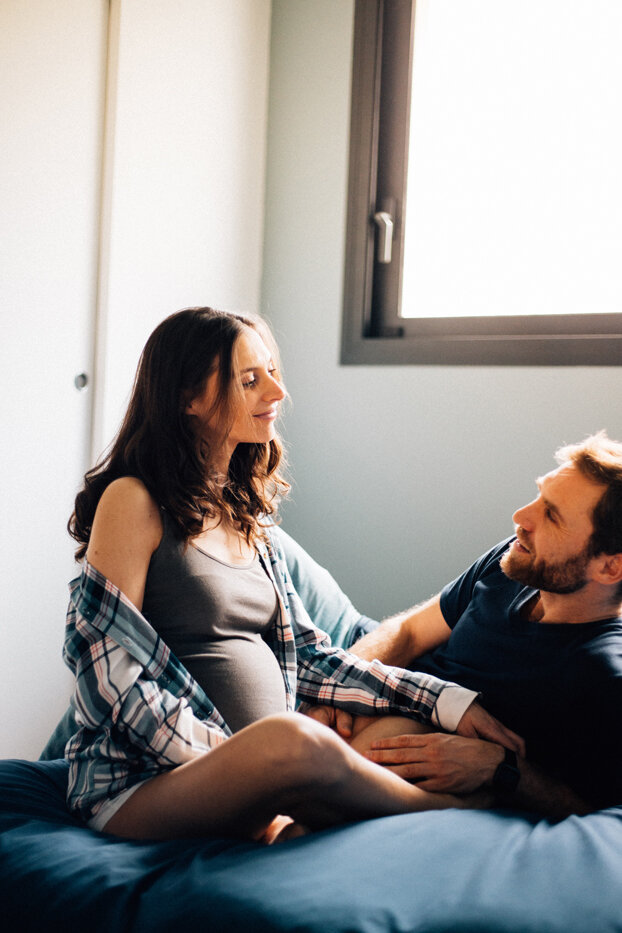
left=401, top=0, right=622, bottom=318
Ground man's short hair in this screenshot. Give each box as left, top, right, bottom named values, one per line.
left=555, top=431, right=622, bottom=559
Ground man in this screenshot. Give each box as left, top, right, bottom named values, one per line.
left=309, top=432, right=622, bottom=819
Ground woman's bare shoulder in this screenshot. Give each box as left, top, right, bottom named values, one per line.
left=87, top=477, right=163, bottom=605
left=99, top=476, right=160, bottom=517
left=94, top=477, right=162, bottom=545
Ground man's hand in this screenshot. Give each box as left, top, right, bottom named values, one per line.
left=365, top=733, right=506, bottom=793
left=365, top=729, right=593, bottom=819
left=456, top=701, right=525, bottom=756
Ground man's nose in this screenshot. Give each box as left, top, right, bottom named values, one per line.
left=512, top=500, right=534, bottom=529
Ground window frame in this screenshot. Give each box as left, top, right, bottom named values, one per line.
left=341, top=0, right=622, bottom=366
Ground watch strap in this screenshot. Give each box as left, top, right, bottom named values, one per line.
left=492, top=747, right=520, bottom=794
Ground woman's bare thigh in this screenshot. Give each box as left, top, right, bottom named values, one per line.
left=103, top=714, right=315, bottom=841
left=346, top=714, right=433, bottom=756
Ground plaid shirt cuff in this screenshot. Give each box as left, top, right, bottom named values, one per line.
left=431, top=684, right=479, bottom=732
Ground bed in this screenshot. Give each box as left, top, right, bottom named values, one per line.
left=2, top=756, right=622, bottom=932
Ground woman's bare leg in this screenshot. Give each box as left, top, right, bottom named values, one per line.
left=346, top=714, right=432, bottom=755
left=104, top=712, right=463, bottom=841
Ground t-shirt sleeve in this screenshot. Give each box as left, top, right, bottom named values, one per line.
left=440, top=538, right=514, bottom=629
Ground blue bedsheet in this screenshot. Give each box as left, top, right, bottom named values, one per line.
left=1, top=758, right=621, bottom=933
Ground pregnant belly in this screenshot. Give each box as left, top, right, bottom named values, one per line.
left=181, top=637, right=288, bottom=733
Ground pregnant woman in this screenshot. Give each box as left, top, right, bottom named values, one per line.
left=63, top=307, right=517, bottom=842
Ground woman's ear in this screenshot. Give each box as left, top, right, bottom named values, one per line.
left=183, top=386, right=205, bottom=417
left=183, top=372, right=214, bottom=419
left=184, top=395, right=198, bottom=416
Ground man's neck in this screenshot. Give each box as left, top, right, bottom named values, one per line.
left=531, top=584, right=621, bottom=624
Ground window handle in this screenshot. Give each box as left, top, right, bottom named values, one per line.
left=373, top=211, right=394, bottom=264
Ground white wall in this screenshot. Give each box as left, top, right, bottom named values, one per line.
left=0, top=0, right=108, bottom=760
left=0, top=0, right=271, bottom=759
left=97, top=0, right=271, bottom=450
left=262, top=0, right=622, bottom=620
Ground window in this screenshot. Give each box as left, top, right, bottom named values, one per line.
left=342, top=0, right=622, bottom=365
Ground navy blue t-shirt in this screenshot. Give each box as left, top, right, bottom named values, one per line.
left=414, top=539, right=622, bottom=807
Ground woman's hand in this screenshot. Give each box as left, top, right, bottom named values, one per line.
left=304, top=699, right=525, bottom=759
left=456, top=701, right=525, bottom=756
left=302, top=704, right=354, bottom=738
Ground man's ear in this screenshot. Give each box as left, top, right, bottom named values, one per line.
left=592, top=553, right=622, bottom=586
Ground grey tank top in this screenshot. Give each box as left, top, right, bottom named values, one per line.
left=142, top=510, right=287, bottom=732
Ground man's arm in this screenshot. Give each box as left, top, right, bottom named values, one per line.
left=308, top=593, right=524, bottom=753
left=350, top=595, right=452, bottom=666
left=511, top=756, right=594, bottom=820
left=364, top=732, right=593, bottom=821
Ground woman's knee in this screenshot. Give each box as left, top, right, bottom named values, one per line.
left=256, top=713, right=351, bottom=788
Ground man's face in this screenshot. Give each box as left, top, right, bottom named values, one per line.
left=500, top=463, right=606, bottom=594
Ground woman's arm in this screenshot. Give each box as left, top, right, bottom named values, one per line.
left=64, top=556, right=232, bottom=822
left=86, top=476, right=163, bottom=610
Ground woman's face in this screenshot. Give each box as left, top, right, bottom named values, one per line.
left=186, top=327, right=286, bottom=458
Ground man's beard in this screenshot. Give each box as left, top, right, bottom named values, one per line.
left=500, top=542, right=591, bottom=594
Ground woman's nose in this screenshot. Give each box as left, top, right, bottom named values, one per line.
left=265, top=375, right=286, bottom=401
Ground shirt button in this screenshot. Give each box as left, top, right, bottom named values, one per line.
left=121, top=636, right=133, bottom=648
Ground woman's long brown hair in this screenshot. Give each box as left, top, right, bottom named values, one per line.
left=69, top=307, right=289, bottom=559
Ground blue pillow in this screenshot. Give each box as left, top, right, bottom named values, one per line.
left=271, top=525, right=378, bottom=648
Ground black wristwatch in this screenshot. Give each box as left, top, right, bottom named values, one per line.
left=492, top=748, right=520, bottom=794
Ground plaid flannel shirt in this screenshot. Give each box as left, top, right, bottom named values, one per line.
left=64, top=530, right=465, bottom=823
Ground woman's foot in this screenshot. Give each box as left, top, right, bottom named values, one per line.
left=261, top=815, right=311, bottom=844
